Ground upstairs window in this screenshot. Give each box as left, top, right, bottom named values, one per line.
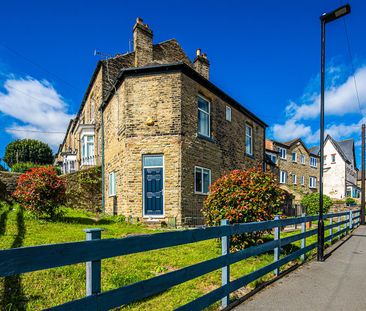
left=279, top=147, right=287, bottom=160
left=245, top=124, right=253, bottom=156
left=292, top=174, right=297, bottom=184
left=195, top=166, right=211, bottom=194
left=301, top=176, right=305, bottom=185
left=269, top=154, right=277, bottom=164
left=331, top=154, right=336, bottom=163
left=280, top=170, right=287, bottom=184
left=309, top=176, right=317, bottom=189
left=82, top=135, right=94, bottom=159
left=300, top=154, right=305, bottom=164
left=310, top=157, right=317, bottom=168
left=198, top=96, right=210, bottom=137
left=226, top=106, right=232, bottom=122
left=292, top=152, right=297, bottom=162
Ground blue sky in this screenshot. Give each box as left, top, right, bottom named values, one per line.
left=0, top=0, right=366, bottom=166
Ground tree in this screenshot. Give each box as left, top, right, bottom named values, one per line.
left=4, top=139, right=53, bottom=167
left=13, top=166, right=66, bottom=218
left=202, top=167, right=288, bottom=249
left=301, top=193, right=332, bottom=215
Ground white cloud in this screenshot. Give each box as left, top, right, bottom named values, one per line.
left=272, top=64, right=366, bottom=145
left=0, top=77, right=74, bottom=149
left=287, top=65, right=366, bottom=120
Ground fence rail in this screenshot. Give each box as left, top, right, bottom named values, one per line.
left=0, top=209, right=361, bottom=310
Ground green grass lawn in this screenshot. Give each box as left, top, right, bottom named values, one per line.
left=0, top=201, right=346, bottom=310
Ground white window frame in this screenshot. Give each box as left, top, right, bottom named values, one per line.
left=81, top=135, right=95, bottom=166
left=226, top=106, right=232, bottom=122
left=300, top=154, right=305, bottom=164
left=108, top=171, right=116, bottom=197
left=245, top=124, right=253, bottom=156
left=309, top=176, right=317, bottom=189
left=197, top=95, right=211, bottom=138
left=310, top=157, right=317, bottom=168
left=292, top=174, right=297, bottom=184
left=280, top=170, right=287, bottom=184
left=279, top=147, right=287, bottom=160
left=195, top=166, right=211, bottom=195
left=292, top=152, right=297, bottom=162
left=301, top=176, right=305, bottom=185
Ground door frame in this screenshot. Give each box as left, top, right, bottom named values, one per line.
left=142, top=154, right=165, bottom=218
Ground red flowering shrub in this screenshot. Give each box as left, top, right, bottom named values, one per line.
left=202, top=167, right=288, bottom=249
left=13, top=166, right=66, bottom=218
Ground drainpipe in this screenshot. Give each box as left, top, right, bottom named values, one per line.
left=101, top=107, right=105, bottom=213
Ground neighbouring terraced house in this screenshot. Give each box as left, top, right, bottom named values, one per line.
left=55, top=18, right=267, bottom=226
left=309, top=135, right=360, bottom=200
left=265, top=138, right=320, bottom=214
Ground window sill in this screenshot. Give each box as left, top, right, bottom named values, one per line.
left=195, top=191, right=209, bottom=196
left=245, top=153, right=255, bottom=160
left=197, top=133, right=215, bottom=143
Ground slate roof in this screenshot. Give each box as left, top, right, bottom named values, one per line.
left=309, top=146, right=320, bottom=155
left=310, top=136, right=356, bottom=166
left=72, top=39, right=193, bottom=130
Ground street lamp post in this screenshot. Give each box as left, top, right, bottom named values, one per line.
left=318, top=4, right=351, bottom=262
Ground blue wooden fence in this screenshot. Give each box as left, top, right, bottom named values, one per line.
left=0, top=209, right=360, bottom=310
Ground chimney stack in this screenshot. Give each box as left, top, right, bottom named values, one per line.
left=133, top=17, right=153, bottom=67
left=194, top=48, right=210, bottom=80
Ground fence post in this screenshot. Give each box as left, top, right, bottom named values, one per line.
left=338, top=214, right=341, bottom=238
left=221, top=219, right=230, bottom=309
left=274, top=215, right=280, bottom=276
left=84, top=228, right=104, bottom=296
left=349, top=210, right=353, bottom=231
left=301, top=214, right=306, bottom=262
left=329, top=217, right=333, bottom=243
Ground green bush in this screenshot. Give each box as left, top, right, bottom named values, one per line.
left=346, top=197, right=357, bottom=206
left=202, top=167, right=287, bottom=250
left=301, top=193, right=332, bottom=215
left=12, top=162, right=40, bottom=173
left=13, top=166, right=66, bottom=218
left=4, top=139, right=53, bottom=167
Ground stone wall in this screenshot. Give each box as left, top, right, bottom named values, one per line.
left=61, top=166, right=102, bottom=212
left=103, top=70, right=266, bottom=226
left=180, top=74, right=265, bottom=225
left=0, top=171, right=21, bottom=200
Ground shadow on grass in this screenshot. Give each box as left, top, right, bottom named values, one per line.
left=2, top=206, right=27, bottom=310
left=58, top=216, right=115, bottom=225
left=0, top=205, right=10, bottom=236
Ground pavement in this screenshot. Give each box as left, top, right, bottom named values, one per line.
left=233, top=225, right=366, bottom=311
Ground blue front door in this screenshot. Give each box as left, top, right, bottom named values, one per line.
left=143, top=155, right=164, bottom=216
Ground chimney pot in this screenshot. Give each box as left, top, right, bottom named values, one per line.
left=194, top=49, right=210, bottom=80
left=133, top=17, right=153, bottom=67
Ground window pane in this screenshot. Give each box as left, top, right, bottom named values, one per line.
left=198, top=97, right=209, bottom=112
left=143, top=155, right=163, bottom=167
left=198, top=111, right=209, bottom=136
left=203, top=169, right=210, bottom=193
left=195, top=168, right=202, bottom=192
left=226, top=106, right=231, bottom=121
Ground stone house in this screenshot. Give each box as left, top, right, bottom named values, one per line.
left=54, top=18, right=268, bottom=226
left=309, top=135, right=360, bottom=199
left=266, top=138, right=320, bottom=212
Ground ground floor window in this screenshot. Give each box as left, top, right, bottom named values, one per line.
left=108, top=172, right=116, bottom=196
left=292, top=174, right=297, bottom=184
left=280, top=170, right=287, bottom=184
left=195, top=166, right=211, bottom=194
left=309, top=176, right=317, bottom=189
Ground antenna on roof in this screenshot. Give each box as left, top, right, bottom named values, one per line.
left=93, top=50, right=113, bottom=59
